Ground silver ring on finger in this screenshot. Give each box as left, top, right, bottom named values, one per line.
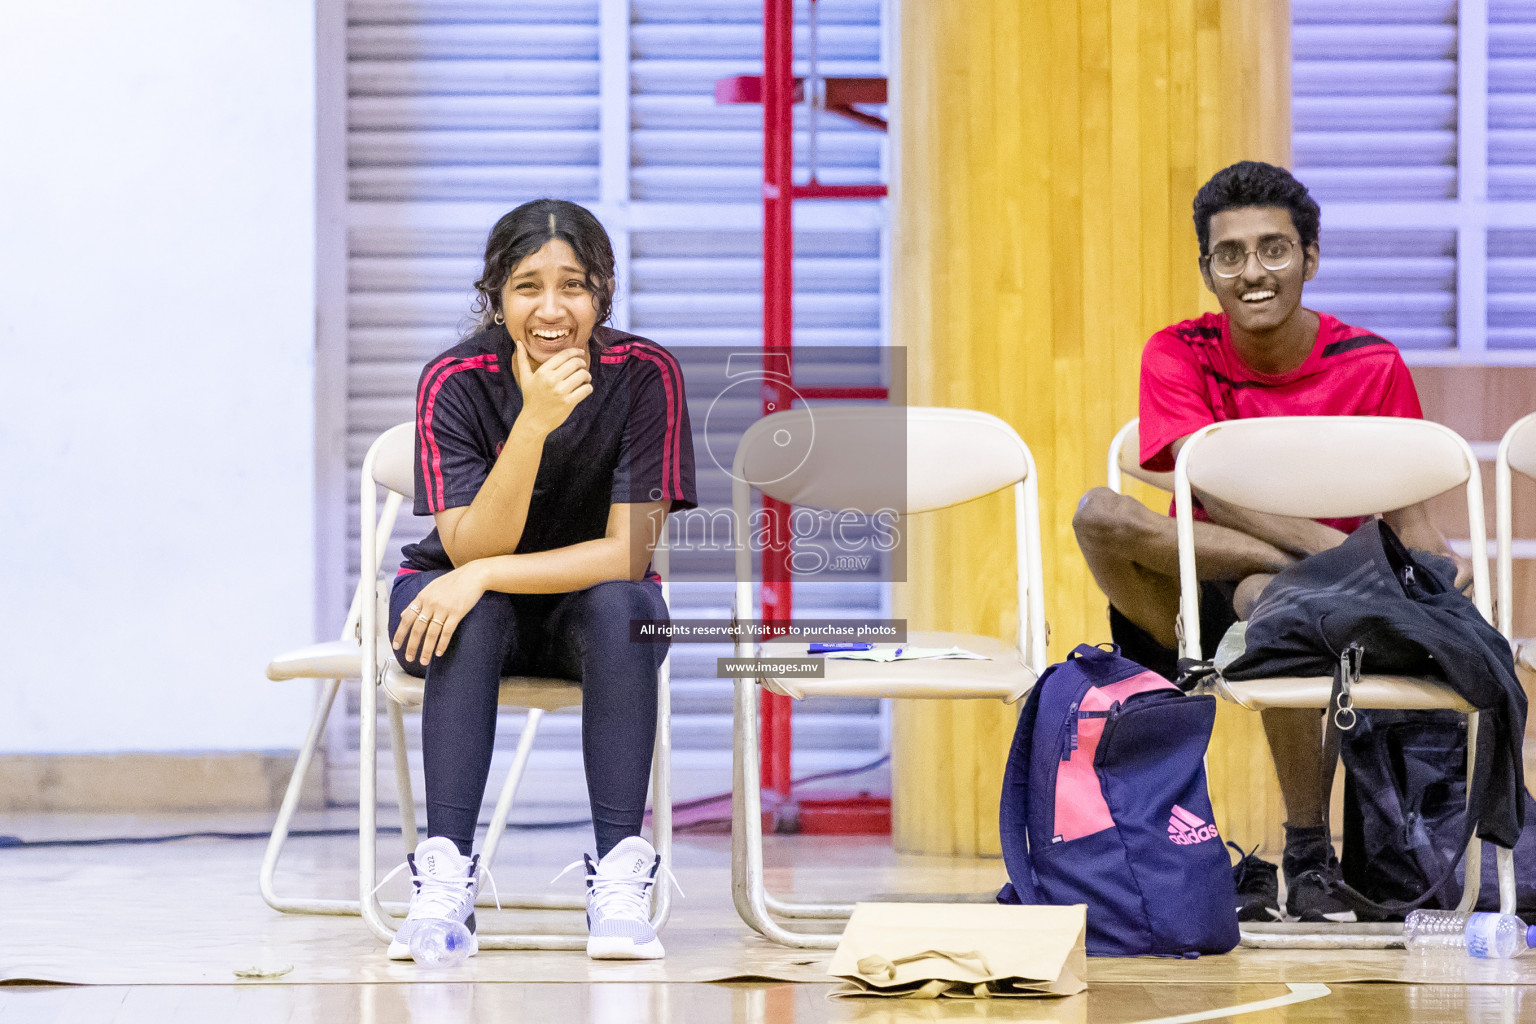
left=430, top=619, right=446, bottom=626
left=407, top=605, right=424, bottom=615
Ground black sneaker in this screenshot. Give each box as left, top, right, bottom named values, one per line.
left=1229, top=843, right=1282, bottom=922
left=1285, top=863, right=1360, bottom=923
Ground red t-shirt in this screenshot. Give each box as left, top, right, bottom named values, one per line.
left=1139, top=310, right=1423, bottom=532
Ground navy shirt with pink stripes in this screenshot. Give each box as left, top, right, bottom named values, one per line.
left=400, top=325, right=696, bottom=574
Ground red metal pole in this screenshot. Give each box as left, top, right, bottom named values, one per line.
left=760, top=0, right=796, bottom=800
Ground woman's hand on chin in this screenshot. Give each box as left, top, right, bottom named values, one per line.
left=392, top=562, right=490, bottom=666
left=514, top=339, right=593, bottom=436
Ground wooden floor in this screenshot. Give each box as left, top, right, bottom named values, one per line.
left=2, top=812, right=1534, bottom=1022
left=5, top=981, right=1534, bottom=1024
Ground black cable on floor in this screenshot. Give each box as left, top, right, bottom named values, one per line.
left=664, top=753, right=891, bottom=814
left=0, top=820, right=591, bottom=850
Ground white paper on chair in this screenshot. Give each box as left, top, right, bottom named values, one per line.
left=824, top=645, right=990, bottom=662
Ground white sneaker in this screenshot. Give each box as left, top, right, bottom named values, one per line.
left=383, top=836, right=481, bottom=961
left=575, top=836, right=666, bottom=960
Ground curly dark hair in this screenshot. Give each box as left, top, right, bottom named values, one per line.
left=468, top=198, right=616, bottom=337
left=1192, top=161, right=1320, bottom=255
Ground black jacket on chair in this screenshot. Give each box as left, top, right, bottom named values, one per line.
left=1223, top=519, right=1527, bottom=850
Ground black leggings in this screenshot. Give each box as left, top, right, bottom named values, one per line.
left=390, top=572, right=670, bottom=858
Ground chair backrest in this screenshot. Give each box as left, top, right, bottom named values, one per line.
left=1495, top=411, right=1536, bottom=637
left=322, top=423, right=415, bottom=645
left=732, top=405, right=1031, bottom=514
left=1173, top=416, right=1490, bottom=658
left=1107, top=418, right=1174, bottom=494
left=1178, top=416, right=1474, bottom=518
left=356, top=423, right=416, bottom=669
left=1501, top=413, right=1536, bottom=483
left=730, top=405, right=1048, bottom=675
left=367, top=422, right=417, bottom=500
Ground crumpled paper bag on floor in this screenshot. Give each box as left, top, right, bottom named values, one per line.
left=828, top=903, right=1087, bottom=999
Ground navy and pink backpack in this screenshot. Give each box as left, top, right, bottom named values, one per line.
left=998, top=644, right=1240, bottom=956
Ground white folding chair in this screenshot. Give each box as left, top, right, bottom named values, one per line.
left=1495, top=411, right=1536, bottom=642
left=1173, top=415, right=1516, bottom=946
left=356, top=422, right=674, bottom=950
left=729, top=406, right=1049, bottom=948
left=259, top=474, right=419, bottom=917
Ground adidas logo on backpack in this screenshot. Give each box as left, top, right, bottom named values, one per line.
left=1168, top=805, right=1220, bottom=846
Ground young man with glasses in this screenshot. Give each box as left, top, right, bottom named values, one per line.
left=1073, top=161, right=1464, bottom=925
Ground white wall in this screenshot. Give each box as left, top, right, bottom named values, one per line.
left=0, top=1, right=318, bottom=751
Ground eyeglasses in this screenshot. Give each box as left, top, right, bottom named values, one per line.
left=1203, top=237, right=1297, bottom=278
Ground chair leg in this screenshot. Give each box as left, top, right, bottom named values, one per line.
left=730, top=681, right=758, bottom=931
left=731, top=679, right=842, bottom=948
left=649, top=653, right=674, bottom=930
left=260, top=678, right=364, bottom=915
left=472, top=710, right=583, bottom=911
left=362, top=700, right=586, bottom=950
left=1240, top=708, right=1500, bottom=949
left=360, top=684, right=397, bottom=943
left=1451, top=712, right=1518, bottom=916
left=365, top=665, right=673, bottom=949
left=386, top=699, right=418, bottom=860
left=1455, top=712, right=1484, bottom=913
left=1497, top=844, right=1517, bottom=914
left=764, top=888, right=856, bottom=919
left=479, top=709, right=542, bottom=871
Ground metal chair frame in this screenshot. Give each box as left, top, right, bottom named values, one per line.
left=1162, top=416, right=1516, bottom=947
left=259, top=485, right=424, bottom=917
left=729, top=406, right=1049, bottom=948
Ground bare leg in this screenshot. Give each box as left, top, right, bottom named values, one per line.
left=1234, top=572, right=1333, bottom=830
left=1072, top=487, right=1296, bottom=649
left=1261, top=708, right=1331, bottom=829
left=1233, top=572, right=1276, bottom=620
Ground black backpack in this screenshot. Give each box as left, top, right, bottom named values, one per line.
left=1221, top=519, right=1527, bottom=852
left=1339, top=708, right=1536, bottom=915
left=1192, top=519, right=1529, bottom=916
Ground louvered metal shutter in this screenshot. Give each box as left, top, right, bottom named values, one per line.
left=1489, top=1, right=1536, bottom=350
left=331, top=0, right=889, bottom=812
left=629, top=0, right=889, bottom=794
left=1292, top=0, right=1460, bottom=354
left=334, top=0, right=606, bottom=812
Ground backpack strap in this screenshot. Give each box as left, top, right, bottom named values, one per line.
left=1176, top=657, right=1221, bottom=693
left=997, top=659, right=1054, bottom=904
left=1319, top=641, right=1483, bottom=917
left=1319, top=642, right=1360, bottom=797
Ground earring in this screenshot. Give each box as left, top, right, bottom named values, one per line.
left=493, top=312, right=504, bottom=325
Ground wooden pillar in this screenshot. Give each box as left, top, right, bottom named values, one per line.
left=891, top=0, right=1293, bottom=856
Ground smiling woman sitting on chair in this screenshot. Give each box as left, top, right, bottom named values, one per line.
left=386, top=199, right=695, bottom=961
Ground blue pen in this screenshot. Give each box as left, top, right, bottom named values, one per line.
left=809, top=642, right=874, bottom=654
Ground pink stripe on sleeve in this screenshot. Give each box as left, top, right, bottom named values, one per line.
left=416, top=355, right=459, bottom=509
left=629, top=347, right=683, bottom=499
left=419, top=353, right=498, bottom=511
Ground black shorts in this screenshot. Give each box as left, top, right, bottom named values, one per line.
left=1107, top=580, right=1240, bottom=683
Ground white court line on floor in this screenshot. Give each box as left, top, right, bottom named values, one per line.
left=1131, top=983, right=1332, bottom=1024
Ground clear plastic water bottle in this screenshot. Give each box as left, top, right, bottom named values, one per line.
left=408, top=919, right=473, bottom=968
left=1465, top=913, right=1536, bottom=960
left=1405, top=909, right=1473, bottom=951
left=1404, top=910, right=1536, bottom=959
